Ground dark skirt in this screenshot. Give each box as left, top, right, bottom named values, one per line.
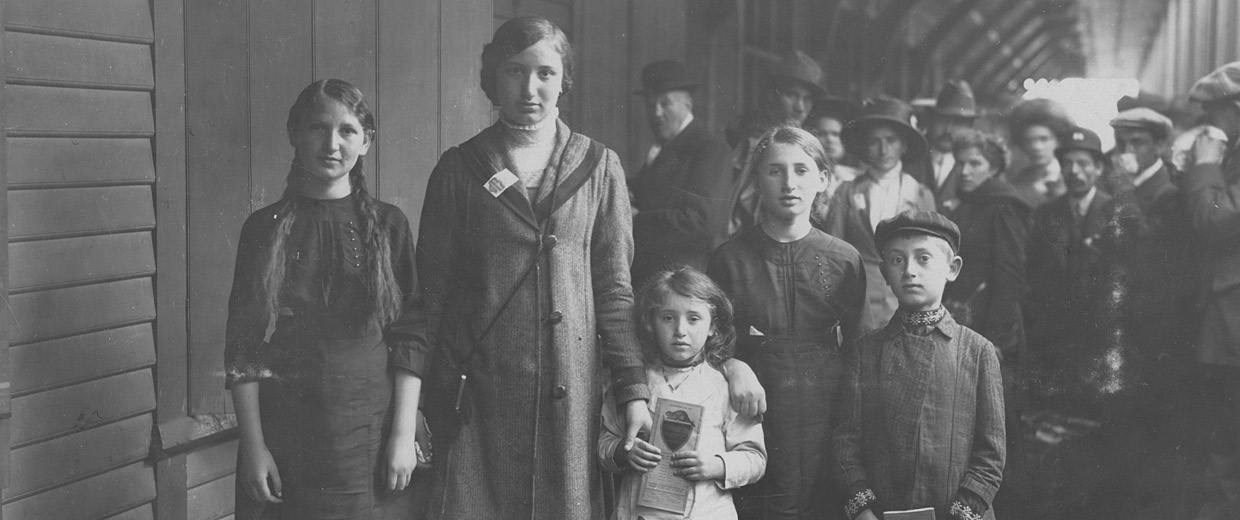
left=734, top=331, right=845, bottom=520
left=235, top=319, right=423, bottom=520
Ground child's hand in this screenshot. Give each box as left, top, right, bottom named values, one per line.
left=238, top=438, right=283, bottom=504
left=626, top=437, right=662, bottom=472
left=384, top=432, right=420, bottom=491
left=671, top=451, right=724, bottom=481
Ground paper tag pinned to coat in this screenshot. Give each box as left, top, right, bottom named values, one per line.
left=853, top=192, right=867, bottom=212
left=484, top=169, right=519, bottom=197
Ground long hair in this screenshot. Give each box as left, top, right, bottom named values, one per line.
left=259, top=79, right=402, bottom=325
left=635, top=266, right=737, bottom=367
left=745, top=124, right=836, bottom=224
left=480, top=16, right=575, bottom=105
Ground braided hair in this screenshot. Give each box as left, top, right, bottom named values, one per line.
left=259, top=79, right=402, bottom=326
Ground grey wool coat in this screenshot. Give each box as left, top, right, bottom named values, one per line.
left=416, top=120, right=650, bottom=520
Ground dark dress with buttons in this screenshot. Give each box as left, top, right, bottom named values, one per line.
left=708, top=226, right=866, bottom=520
left=225, top=194, right=424, bottom=520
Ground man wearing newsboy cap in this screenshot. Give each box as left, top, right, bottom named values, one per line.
left=1183, top=61, right=1240, bottom=518
left=629, top=60, right=733, bottom=285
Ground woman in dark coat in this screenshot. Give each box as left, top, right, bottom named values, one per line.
left=416, top=17, right=763, bottom=520
left=943, top=129, right=1031, bottom=519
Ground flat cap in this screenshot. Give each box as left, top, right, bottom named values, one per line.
left=1109, top=107, right=1173, bottom=137
left=874, top=210, right=961, bottom=253
left=1055, top=126, right=1105, bottom=161
left=1190, top=61, right=1240, bottom=103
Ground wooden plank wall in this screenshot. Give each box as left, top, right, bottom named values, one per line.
left=185, top=0, right=494, bottom=417
left=1, top=0, right=160, bottom=518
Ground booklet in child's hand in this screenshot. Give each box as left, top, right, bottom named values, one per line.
left=637, top=398, right=705, bottom=514
left=884, top=507, right=935, bottom=520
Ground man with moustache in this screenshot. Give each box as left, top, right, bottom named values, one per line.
left=923, top=80, right=979, bottom=213
left=629, top=60, right=733, bottom=284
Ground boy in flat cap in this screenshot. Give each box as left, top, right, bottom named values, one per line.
left=833, top=210, right=1005, bottom=520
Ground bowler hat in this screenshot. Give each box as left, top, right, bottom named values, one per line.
left=809, top=96, right=861, bottom=124
left=874, top=210, right=961, bottom=253
left=931, top=80, right=978, bottom=118
left=1055, top=126, right=1105, bottom=162
left=635, top=60, right=697, bottom=96
left=841, top=97, right=930, bottom=168
left=768, top=50, right=827, bottom=98
left=1109, top=107, right=1173, bottom=140
left=1190, top=61, right=1240, bottom=103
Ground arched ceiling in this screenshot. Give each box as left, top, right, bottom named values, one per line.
left=829, top=0, right=1171, bottom=102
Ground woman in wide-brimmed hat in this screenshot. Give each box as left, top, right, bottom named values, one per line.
left=822, top=97, right=936, bottom=333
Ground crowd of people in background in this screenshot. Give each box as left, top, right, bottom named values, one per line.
left=226, top=14, right=1240, bottom=520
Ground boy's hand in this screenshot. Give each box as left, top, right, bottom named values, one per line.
left=622, top=399, right=653, bottom=451
left=856, top=509, right=880, bottom=520
left=238, top=438, right=284, bottom=504
left=722, top=358, right=767, bottom=417
left=625, top=436, right=662, bottom=472
left=671, top=451, right=724, bottom=481
left=384, top=432, right=419, bottom=491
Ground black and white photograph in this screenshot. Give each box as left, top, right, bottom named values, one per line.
left=1, top=1, right=1238, bottom=519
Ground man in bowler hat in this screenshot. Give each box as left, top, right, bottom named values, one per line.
left=629, top=60, right=733, bottom=284
left=922, top=80, right=979, bottom=212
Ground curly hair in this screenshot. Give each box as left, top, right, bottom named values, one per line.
left=951, top=128, right=1009, bottom=175
left=745, top=124, right=836, bottom=223
left=635, top=266, right=737, bottom=367
left=480, top=17, right=574, bottom=105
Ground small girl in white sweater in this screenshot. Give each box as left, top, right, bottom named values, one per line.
left=600, top=266, right=767, bottom=520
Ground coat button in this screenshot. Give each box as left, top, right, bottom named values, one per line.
left=552, top=385, right=568, bottom=399
left=548, top=310, right=564, bottom=324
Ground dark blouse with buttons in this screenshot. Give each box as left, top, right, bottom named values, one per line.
left=223, top=193, right=424, bottom=386
left=708, top=226, right=867, bottom=343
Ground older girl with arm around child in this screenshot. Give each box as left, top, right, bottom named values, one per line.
left=709, top=125, right=866, bottom=519
left=832, top=211, right=1005, bottom=520
left=225, top=79, right=427, bottom=519
left=600, top=267, right=766, bottom=520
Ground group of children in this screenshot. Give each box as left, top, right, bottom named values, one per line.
left=601, top=125, right=1005, bottom=520
left=227, top=77, right=1003, bottom=520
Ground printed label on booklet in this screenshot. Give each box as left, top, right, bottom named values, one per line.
left=637, top=398, right=704, bottom=514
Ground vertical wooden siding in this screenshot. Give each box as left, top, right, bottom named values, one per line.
left=1, top=0, right=158, bottom=518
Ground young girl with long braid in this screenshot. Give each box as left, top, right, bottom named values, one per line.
left=224, top=79, right=427, bottom=519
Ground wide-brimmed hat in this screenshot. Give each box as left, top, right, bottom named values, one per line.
left=634, top=60, right=697, bottom=96
left=767, top=50, right=827, bottom=98
left=930, top=80, right=977, bottom=118
left=1190, top=61, right=1240, bottom=103
left=841, top=97, right=929, bottom=167
left=1008, top=98, right=1074, bottom=137
left=1055, top=126, right=1105, bottom=162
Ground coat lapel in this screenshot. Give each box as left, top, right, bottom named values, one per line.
left=463, top=126, right=540, bottom=230
left=532, top=120, right=596, bottom=224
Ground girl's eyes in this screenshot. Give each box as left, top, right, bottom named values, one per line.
left=537, top=69, right=557, bottom=79
left=890, top=257, right=905, bottom=265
